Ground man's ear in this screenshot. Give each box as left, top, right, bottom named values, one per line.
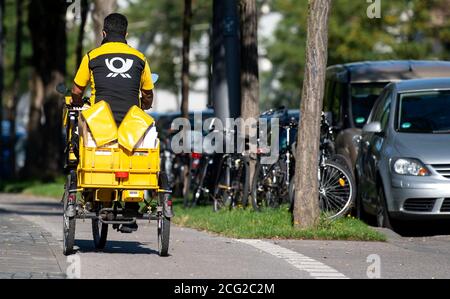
left=126, top=32, right=128, bottom=38
left=102, top=30, right=107, bottom=38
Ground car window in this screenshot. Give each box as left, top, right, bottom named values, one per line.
left=397, top=90, right=450, bottom=133
left=332, top=83, right=342, bottom=125
left=379, top=93, right=391, bottom=131
left=350, top=83, right=387, bottom=127
left=323, top=79, right=341, bottom=125
left=368, top=89, right=387, bottom=123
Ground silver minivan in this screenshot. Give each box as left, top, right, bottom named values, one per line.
left=356, top=78, right=450, bottom=228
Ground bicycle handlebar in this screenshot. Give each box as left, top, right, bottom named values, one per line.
left=66, top=96, right=91, bottom=109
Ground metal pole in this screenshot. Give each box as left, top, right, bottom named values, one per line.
left=223, top=0, right=241, bottom=120
left=212, top=0, right=241, bottom=123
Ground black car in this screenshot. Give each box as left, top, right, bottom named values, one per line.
left=324, top=60, right=450, bottom=170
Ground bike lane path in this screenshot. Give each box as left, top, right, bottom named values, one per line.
left=3, top=194, right=448, bottom=279
left=0, top=194, right=305, bottom=279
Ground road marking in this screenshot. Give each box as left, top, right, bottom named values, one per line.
left=237, top=239, right=348, bottom=279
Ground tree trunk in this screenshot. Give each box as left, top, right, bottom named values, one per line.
left=293, top=0, right=331, bottom=229
left=0, top=0, right=4, bottom=178
left=25, top=0, right=67, bottom=179
left=181, top=0, right=192, bottom=118
left=7, top=0, right=24, bottom=177
left=76, top=0, right=89, bottom=67
left=239, top=0, right=260, bottom=190
left=92, top=0, right=117, bottom=47
left=25, top=71, right=45, bottom=177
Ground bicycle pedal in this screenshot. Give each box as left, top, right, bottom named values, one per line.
left=218, top=184, right=232, bottom=190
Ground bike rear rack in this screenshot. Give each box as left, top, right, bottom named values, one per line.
left=75, top=207, right=159, bottom=223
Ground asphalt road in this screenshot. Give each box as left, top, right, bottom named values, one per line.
left=1, top=193, right=450, bottom=279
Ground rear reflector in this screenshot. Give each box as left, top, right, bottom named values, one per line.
left=192, top=152, right=202, bottom=159
left=68, top=193, right=76, bottom=204
left=115, top=172, right=129, bottom=179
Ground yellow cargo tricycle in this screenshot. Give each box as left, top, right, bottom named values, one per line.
left=57, top=83, right=171, bottom=256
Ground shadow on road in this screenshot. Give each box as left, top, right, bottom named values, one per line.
left=75, top=239, right=160, bottom=255
left=6, top=201, right=62, bottom=208
left=393, top=220, right=450, bottom=237
left=0, top=207, right=61, bottom=217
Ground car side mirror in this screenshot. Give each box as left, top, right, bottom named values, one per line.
left=362, top=121, right=382, bottom=133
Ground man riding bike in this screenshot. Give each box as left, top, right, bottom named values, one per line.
left=71, top=13, right=153, bottom=123
left=71, top=13, right=173, bottom=232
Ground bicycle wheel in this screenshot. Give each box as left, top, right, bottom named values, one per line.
left=288, top=176, right=295, bottom=212
left=242, top=157, right=250, bottom=208
left=182, top=158, right=192, bottom=208
left=92, top=218, right=108, bottom=250
left=192, top=158, right=210, bottom=207
left=158, top=172, right=171, bottom=256
left=62, top=173, right=76, bottom=255
left=62, top=196, right=76, bottom=256
left=250, top=160, right=264, bottom=211
left=213, top=157, right=231, bottom=212
left=319, top=159, right=355, bottom=219
left=231, top=156, right=250, bottom=208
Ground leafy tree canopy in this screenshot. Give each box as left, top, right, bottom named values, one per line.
left=262, top=0, right=450, bottom=109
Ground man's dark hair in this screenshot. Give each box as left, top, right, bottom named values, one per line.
left=103, top=13, right=128, bottom=36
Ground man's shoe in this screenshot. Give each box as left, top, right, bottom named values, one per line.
left=119, top=222, right=138, bottom=233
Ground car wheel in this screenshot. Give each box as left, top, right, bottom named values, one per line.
left=376, top=186, right=393, bottom=229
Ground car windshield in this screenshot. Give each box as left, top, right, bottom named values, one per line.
left=397, top=90, right=450, bottom=133
left=351, top=83, right=387, bottom=128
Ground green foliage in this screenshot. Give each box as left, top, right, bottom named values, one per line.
left=173, top=202, right=386, bottom=241
left=262, top=0, right=450, bottom=109
left=0, top=177, right=65, bottom=199
left=261, top=0, right=307, bottom=109
left=123, top=0, right=212, bottom=96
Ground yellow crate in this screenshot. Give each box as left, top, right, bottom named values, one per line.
left=77, top=139, right=160, bottom=190
left=120, top=143, right=160, bottom=189
left=78, top=147, right=121, bottom=187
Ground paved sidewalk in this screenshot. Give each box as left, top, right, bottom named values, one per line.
left=1, top=194, right=450, bottom=279
left=0, top=209, right=66, bottom=279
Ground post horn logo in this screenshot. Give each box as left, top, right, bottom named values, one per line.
left=105, top=57, right=134, bottom=78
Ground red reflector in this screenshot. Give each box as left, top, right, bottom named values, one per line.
left=115, top=172, right=129, bottom=179
left=68, top=194, right=76, bottom=204
left=192, top=152, right=202, bottom=159
left=167, top=200, right=172, bottom=206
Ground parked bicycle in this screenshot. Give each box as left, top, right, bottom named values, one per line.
left=251, top=109, right=355, bottom=219
left=186, top=151, right=219, bottom=207
left=159, top=132, right=191, bottom=200
left=212, top=129, right=250, bottom=211
left=316, top=113, right=356, bottom=219
left=251, top=108, right=298, bottom=211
